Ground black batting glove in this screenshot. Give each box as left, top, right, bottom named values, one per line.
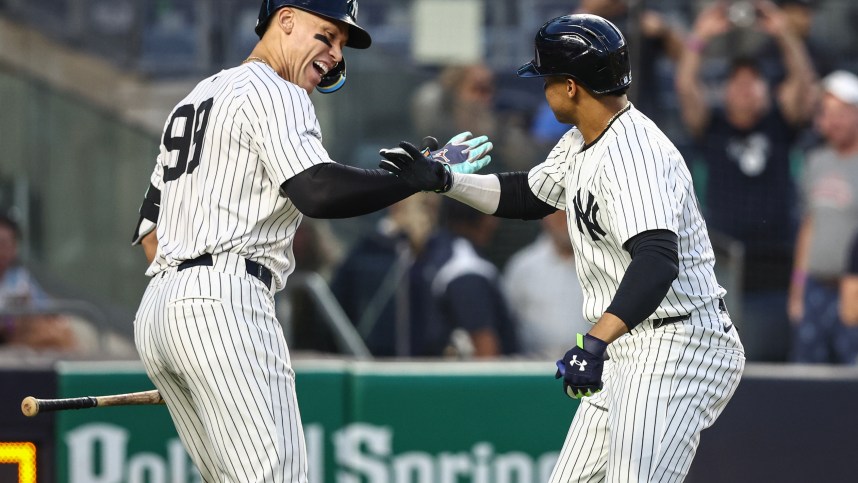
left=379, top=141, right=452, bottom=193
left=555, top=333, right=609, bottom=399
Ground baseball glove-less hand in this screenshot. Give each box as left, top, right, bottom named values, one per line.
left=555, top=333, right=609, bottom=399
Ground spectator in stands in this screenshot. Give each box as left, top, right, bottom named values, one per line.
left=503, top=210, right=588, bottom=358
left=330, top=193, right=443, bottom=357
left=332, top=194, right=519, bottom=358
left=411, top=63, right=539, bottom=171
left=840, top=233, right=858, bottom=328
left=757, top=0, right=836, bottom=81
left=291, top=218, right=342, bottom=281
left=411, top=63, right=545, bottom=267
left=675, top=0, right=817, bottom=361
left=788, top=70, right=858, bottom=364
left=0, top=214, right=77, bottom=352
left=431, top=198, right=518, bottom=358
left=530, top=0, right=687, bottom=145
left=279, top=218, right=344, bottom=354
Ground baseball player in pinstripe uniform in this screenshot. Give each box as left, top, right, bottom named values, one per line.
left=379, top=14, right=745, bottom=482
left=129, top=1, right=491, bottom=480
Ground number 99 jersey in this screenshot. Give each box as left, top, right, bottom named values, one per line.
left=133, top=62, right=333, bottom=292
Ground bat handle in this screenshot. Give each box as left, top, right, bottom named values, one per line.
left=21, top=395, right=98, bottom=417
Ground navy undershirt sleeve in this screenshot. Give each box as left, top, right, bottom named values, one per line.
left=493, top=172, right=557, bottom=220
left=605, top=229, right=680, bottom=331
left=282, top=163, right=417, bottom=218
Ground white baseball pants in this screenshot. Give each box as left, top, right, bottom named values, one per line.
left=549, top=305, right=745, bottom=483
left=134, top=253, right=308, bottom=482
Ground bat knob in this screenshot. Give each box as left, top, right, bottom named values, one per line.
left=21, top=396, right=39, bottom=417
left=421, top=136, right=440, bottom=151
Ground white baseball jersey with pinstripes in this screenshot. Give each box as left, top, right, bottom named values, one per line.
left=529, top=104, right=745, bottom=483
left=135, top=62, right=328, bottom=482
left=529, top=103, right=725, bottom=323
left=146, top=61, right=332, bottom=292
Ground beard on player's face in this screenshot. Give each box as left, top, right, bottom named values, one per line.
left=283, top=10, right=347, bottom=94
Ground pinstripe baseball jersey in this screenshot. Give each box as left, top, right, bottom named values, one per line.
left=528, top=103, right=726, bottom=323
left=145, top=62, right=332, bottom=291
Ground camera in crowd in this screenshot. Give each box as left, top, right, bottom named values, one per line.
left=728, top=1, right=758, bottom=28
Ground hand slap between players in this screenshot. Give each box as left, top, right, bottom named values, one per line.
left=555, top=333, right=609, bottom=399
left=379, top=141, right=453, bottom=192
left=379, top=132, right=493, bottom=193
left=429, top=131, right=493, bottom=174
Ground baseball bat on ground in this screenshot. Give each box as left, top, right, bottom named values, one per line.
left=21, top=389, right=164, bottom=417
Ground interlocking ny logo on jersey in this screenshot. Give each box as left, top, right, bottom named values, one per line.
left=569, top=356, right=587, bottom=371
left=573, top=190, right=606, bottom=242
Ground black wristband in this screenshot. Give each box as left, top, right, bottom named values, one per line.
left=581, top=333, right=608, bottom=358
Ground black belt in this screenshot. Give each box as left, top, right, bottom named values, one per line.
left=651, top=298, right=727, bottom=329
left=651, top=314, right=690, bottom=329
left=177, top=254, right=272, bottom=290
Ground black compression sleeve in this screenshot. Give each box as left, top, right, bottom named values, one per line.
left=282, top=163, right=417, bottom=218
left=130, top=183, right=160, bottom=244
left=493, top=172, right=557, bottom=220
left=605, top=230, right=680, bottom=331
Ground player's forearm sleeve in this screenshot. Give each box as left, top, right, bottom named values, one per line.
left=444, top=173, right=502, bottom=214
left=131, top=183, right=160, bottom=245
left=605, top=230, right=680, bottom=331
left=282, top=163, right=417, bottom=218
left=494, top=172, right=557, bottom=220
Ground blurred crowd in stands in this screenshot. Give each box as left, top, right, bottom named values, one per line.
left=0, top=213, right=135, bottom=358
left=286, top=0, right=858, bottom=365
left=3, top=0, right=858, bottom=364
left=0, top=214, right=78, bottom=353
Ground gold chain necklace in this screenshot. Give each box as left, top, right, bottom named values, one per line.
left=242, top=56, right=271, bottom=67
left=606, top=103, right=631, bottom=130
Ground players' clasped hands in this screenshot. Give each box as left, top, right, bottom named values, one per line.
left=555, top=333, right=609, bottom=399
left=378, top=131, right=493, bottom=193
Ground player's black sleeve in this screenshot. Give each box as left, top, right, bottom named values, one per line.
left=282, top=163, right=417, bottom=218
left=130, top=183, right=160, bottom=244
left=605, top=229, right=680, bottom=331
left=493, top=172, right=557, bottom=220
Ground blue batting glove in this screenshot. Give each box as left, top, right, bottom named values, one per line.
left=422, top=132, right=493, bottom=175
left=554, top=333, right=609, bottom=399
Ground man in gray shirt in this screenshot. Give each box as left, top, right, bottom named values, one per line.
left=789, top=70, right=858, bottom=364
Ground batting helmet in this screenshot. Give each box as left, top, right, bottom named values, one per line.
left=255, top=0, right=372, bottom=49
left=517, top=14, right=631, bottom=95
